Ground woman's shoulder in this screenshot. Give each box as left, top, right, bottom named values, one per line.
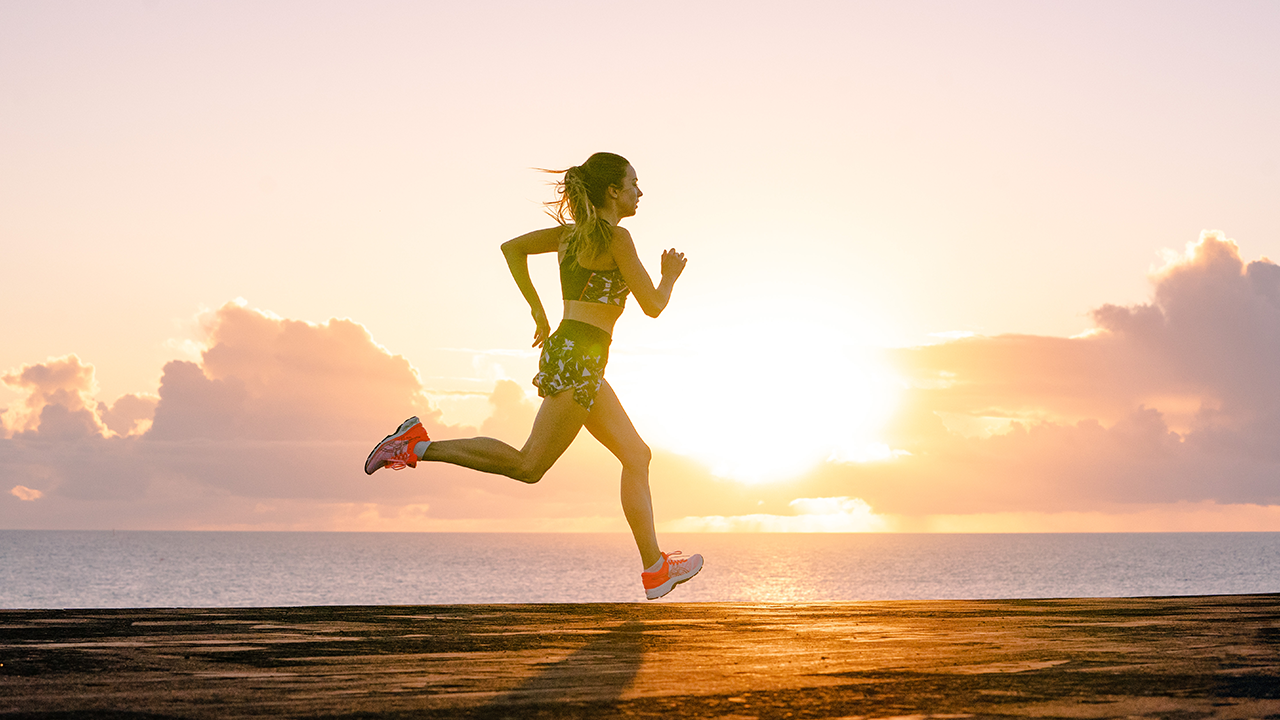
left=607, top=223, right=635, bottom=245
left=607, top=224, right=638, bottom=258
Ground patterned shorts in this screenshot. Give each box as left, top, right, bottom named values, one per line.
left=532, top=320, right=612, bottom=411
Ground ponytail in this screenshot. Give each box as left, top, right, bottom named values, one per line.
left=542, top=152, right=630, bottom=259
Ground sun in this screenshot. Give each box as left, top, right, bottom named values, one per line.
left=610, top=306, right=902, bottom=483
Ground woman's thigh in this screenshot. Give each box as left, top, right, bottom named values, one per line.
left=584, top=381, right=650, bottom=467
left=519, top=390, right=590, bottom=476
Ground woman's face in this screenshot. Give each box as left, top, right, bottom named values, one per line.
left=614, top=165, right=642, bottom=218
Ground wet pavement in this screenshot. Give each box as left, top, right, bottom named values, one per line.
left=2, top=595, right=1278, bottom=719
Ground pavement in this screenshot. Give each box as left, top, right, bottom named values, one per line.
left=2, top=595, right=1278, bottom=719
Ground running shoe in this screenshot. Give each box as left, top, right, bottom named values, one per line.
left=642, top=550, right=704, bottom=600
left=364, top=417, right=431, bottom=474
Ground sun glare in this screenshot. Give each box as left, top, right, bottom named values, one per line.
left=613, top=310, right=902, bottom=484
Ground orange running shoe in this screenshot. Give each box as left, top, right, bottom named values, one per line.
left=364, top=417, right=431, bottom=474
left=642, top=550, right=704, bottom=600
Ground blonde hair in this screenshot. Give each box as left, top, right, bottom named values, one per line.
left=543, top=152, right=630, bottom=259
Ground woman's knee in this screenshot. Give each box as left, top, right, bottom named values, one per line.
left=512, top=456, right=553, bottom=484
left=619, top=440, right=651, bottom=471
left=512, top=465, right=544, bottom=484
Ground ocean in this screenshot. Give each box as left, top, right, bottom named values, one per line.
left=2, top=531, right=1277, bottom=608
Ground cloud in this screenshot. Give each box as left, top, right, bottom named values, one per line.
left=893, top=231, right=1280, bottom=430
left=0, top=301, right=446, bottom=527
left=664, top=496, right=1280, bottom=534
left=148, top=301, right=440, bottom=442
left=1, top=355, right=157, bottom=440
left=898, top=502, right=1280, bottom=533
left=835, top=231, right=1280, bottom=515
left=663, top=496, right=891, bottom=532
left=6, top=231, right=1280, bottom=533
left=1089, top=231, right=1280, bottom=445
left=478, top=379, right=538, bottom=445
left=10, top=485, right=42, bottom=501
left=97, top=393, right=159, bottom=437
left=636, top=232, right=1280, bottom=527
left=0, top=301, right=638, bottom=530
left=2, top=354, right=104, bottom=437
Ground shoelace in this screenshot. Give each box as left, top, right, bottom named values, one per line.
left=382, top=440, right=413, bottom=471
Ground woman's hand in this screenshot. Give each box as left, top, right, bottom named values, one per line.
left=532, top=308, right=551, bottom=348
left=660, top=248, right=687, bottom=281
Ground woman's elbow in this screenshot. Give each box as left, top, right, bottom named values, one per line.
left=500, top=241, right=525, bottom=264
left=640, top=299, right=667, bottom=318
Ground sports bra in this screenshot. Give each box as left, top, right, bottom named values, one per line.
left=560, top=251, right=630, bottom=307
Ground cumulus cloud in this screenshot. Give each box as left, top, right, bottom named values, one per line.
left=2, top=354, right=104, bottom=437
left=834, top=231, right=1280, bottom=516
left=1090, top=232, right=1280, bottom=442
left=6, top=232, right=1280, bottom=532
left=894, top=231, right=1280, bottom=431
left=0, top=301, right=637, bottom=530
left=1, top=355, right=157, bottom=440
left=0, top=302, right=441, bottom=526
left=148, top=301, right=440, bottom=442
left=97, top=393, right=159, bottom=437
left=639, top=232, right=1280, bottom=528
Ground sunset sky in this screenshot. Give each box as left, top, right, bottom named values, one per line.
left=4, top=0, right=1279, bottom=532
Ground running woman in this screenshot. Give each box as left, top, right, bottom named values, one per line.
left=364, top=152, right=702, bottom=600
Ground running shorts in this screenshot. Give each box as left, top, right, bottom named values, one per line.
left=532, top=319, right=611, bottom=411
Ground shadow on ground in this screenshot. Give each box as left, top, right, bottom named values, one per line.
left=474, top=619, right=646, bottom=716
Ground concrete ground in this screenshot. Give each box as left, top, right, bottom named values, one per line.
left=1, top=595, right=1278, bottom=719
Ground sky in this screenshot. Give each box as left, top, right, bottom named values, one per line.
left=3, top=0, right=1279, bottom=533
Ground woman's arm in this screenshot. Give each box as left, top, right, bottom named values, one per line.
left=610, top=227, right=687, bottom=318
left=501, top=226, right=566, bottom=346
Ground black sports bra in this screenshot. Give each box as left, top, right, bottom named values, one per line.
left=560, top=251, right=630, bottom=307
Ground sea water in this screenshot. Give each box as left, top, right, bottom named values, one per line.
left=2, top=531, right=1277, bottom=608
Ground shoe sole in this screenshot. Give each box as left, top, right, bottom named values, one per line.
left=645, top=555, right=704, bottom=600
left=364, top=416, right=421, bottom=475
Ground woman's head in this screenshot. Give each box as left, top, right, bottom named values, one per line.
left=545, top=152, right=634, bottom=256
left=564, top=152, right=630, bottom=212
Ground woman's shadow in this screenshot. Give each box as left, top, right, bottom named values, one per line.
left=472, top=619, right=647, bottom=716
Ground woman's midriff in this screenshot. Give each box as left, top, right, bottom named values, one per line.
left=562, top=300, right=622, bottom=336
